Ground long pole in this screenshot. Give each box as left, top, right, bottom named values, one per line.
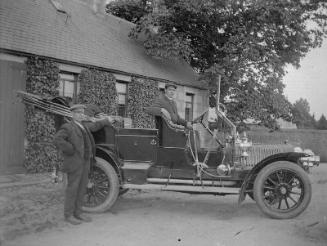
left=216, top=74, right=221, bottom=112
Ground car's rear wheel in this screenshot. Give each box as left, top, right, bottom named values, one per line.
left=253, top=161, right=311, bottom=219
left=82, top=157, right=119, bottom=213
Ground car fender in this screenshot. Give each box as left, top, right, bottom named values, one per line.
left=238, top=152, right=307, bottom=204
left=95, top=144, right=122, bottom=182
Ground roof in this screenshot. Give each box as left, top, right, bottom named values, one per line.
left=0, top=0, right=204, bottom=88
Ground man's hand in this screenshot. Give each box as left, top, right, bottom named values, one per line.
left=161, top=108, right=171, bottom=121
left=106, top=115, right=123, bottom=123
left=186, top=122, right=193, bottom=129
left=95, top=114, right=123, bottom=124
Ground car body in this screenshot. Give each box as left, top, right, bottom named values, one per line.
left=83, top=106, right=320, bottom=219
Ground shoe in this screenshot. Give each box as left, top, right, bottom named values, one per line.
left=74, top=213, right=92, bottom=222
left=65, top=216, right=82, bottom=225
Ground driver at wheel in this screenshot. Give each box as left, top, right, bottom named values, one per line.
left=53, top=104, right=113, bottom=225
left=152, top=82, right=192, bottom=129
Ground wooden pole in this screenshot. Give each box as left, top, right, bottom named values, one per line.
left=216, top=74, right=221, bottom=112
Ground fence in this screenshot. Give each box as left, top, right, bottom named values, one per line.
left=247, top=129, right=327, bottom=162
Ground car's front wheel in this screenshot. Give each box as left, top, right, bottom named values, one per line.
left=82, top=157, right=119, bottom=213
left=253, top=161, right=311, bottom=219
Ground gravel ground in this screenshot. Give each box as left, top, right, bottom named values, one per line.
left=1, top=164, right=326, bottom=246
left=0, top=181, right=65, bottom=243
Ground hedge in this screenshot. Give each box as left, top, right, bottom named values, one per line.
left=127, top=77, right=159, bottom=128
left=78, top=69, right=118, bottom=115
left=248, top=128, right=327, bottom=162
left=24, top=63, right=164, bottom=172
left=24, top=57, right=61, bottom=172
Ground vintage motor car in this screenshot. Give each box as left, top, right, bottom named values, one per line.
left=80, top=104, right=320, bottom=219
left=17, top=90, right=320, bottom=219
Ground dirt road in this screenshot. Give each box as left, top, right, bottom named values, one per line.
left=2, top=165, right=327, bottom=246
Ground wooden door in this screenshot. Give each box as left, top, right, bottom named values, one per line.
left=0, top=60, right=26, bottom=174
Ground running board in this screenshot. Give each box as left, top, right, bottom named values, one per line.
left=122, top=183, right=239, bottom=194
left=147, top=178, right=237, bottom=186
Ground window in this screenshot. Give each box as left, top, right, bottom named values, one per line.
left=185, top=93, right=194, bottom=121
left=58, top=73, right=79, bottom=103
left=116, top=81, right=127, bottom=117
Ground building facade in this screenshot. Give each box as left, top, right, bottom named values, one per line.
left=0, top=0, right=209, bottom=173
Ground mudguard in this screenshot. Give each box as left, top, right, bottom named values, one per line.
left=238, top=152, right=308, bottom=204
left=95, top=144, right=122, bottom=182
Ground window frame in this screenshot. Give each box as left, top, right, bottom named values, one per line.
left=116, top=80, right=128, bottom=117
left=58, top=72, right=79, bottom=103
left=185, top=93, right=194, bottom=121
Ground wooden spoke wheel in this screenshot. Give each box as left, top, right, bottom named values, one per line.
left=254, top=161, right=311, bottom=219
left=82, top=157, right=119, bottom=213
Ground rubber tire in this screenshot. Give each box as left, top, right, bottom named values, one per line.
left=253, top=161, right=311, bottom=219
left=247, top=192, right=255, bottom=201
left=82, top=157, right=119, bottom=213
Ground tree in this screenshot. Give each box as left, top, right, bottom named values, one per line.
left=292, top=98, right=316, bottom=129
left=106, top=0, right=152, bottom=24
left=317, top=114, right=327, bottom=130
left=108, top=0, right=327, bottom=127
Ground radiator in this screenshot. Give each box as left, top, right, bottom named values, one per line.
left=235, top=144, right=294, bottom=167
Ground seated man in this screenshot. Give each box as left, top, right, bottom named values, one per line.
left=152, top=82, right=192, bottom=129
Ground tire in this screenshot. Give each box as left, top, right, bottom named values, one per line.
left=82, top=157, right=119, bottom=213
left=253, top=161, right=311, bottom=219
left=247, top=192, right=255, bottom=201
left=247, top=179, right=255, bottom=201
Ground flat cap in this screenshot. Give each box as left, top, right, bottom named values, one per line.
left=70, top=104, right=86, bottom=111
left=165, top=82, right=177, bottom=89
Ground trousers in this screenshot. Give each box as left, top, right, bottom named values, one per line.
left=64, top=158, right=90, bottom=218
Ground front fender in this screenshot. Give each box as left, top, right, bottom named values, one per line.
left=238, top=152, right=307, bottom=204
left=95, top=144, right=122, bottom=182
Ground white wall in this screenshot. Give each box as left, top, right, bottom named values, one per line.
left=175, top=85, right=208, bottom=120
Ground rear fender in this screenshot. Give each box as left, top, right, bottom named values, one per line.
left=95, top=145, right=122, bottom=183
left=238, top=152, right=307, bottom=204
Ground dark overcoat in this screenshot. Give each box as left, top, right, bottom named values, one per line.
left=152, top=94, right=187, bottom=127
left=54, top=119, right=109, bottom=173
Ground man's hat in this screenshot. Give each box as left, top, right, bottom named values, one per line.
left=70, top=104, right=86, bottom=112
left=165, top=82, right=177, bottom=89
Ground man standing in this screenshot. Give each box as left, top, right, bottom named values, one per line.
left=152, top=83, right=192, bottom=129
left=53, top=104, right=112, bottom=225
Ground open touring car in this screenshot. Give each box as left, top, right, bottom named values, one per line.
left=80, top=103, right=320, bottom=219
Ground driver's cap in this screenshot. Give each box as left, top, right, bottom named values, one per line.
left=165, top=82, right=177, bottom=89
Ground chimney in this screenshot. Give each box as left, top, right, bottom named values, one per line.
left=77, top=0, right=108, bottom=14
left=152, top=0, right=167, bottom=16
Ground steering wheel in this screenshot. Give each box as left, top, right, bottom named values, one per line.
left=192, top=109, right=208, bottom=124
left=191, top=103, right=227, bottom=125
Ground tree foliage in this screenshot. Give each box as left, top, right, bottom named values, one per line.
left=107, top=0, right=327, bottom=127
left=106, top=0, right=152, bottom=23
left=316, top=114, right=327, bottom=130
left=291, top=98, right=316, bottom=129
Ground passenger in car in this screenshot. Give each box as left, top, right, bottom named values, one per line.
left=152, top=82, right=192, bottom=129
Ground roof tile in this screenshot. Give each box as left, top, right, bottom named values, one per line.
left=0, top=0, right=204, bottom=88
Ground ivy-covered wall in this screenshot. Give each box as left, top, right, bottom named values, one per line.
left=127, top=77, right=159, bottom=128
left=78, top=69, right=118, bottom=115
left=24, top=63, right=160, bottom=172
left=25, top=57, right=61, bottom=172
